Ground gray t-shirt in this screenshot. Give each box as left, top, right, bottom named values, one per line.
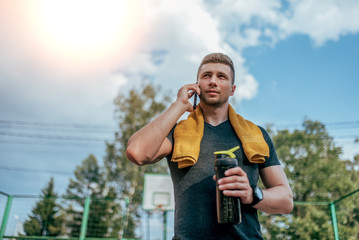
left=166, top=120, right=280, bottom=240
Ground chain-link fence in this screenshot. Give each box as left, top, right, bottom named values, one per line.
left=0, top=192, right=131, bottom=240
left=1, top=190, right=358, bottom=240
left=259, top=189, right=359, bottom=240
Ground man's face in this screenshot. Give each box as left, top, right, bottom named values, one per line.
left=197, top=63, right=236, bottom=107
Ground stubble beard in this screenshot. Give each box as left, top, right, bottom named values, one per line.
left=199, top=94, right=230, bottom=108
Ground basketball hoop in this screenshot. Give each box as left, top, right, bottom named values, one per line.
left=153, top=204, right=165, bottom=213
left=142, top=174, right=175, bottom=211
left=143, top=175, right=173, bottom=240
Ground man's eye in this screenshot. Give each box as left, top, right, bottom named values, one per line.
left=203, top=74, right=210, bottom=78
left=218, top=75, right=226, bottom=79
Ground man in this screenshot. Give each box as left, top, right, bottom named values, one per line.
left=126, top=53, right=293, bottom=239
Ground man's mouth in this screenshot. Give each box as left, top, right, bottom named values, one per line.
left=206, top=89, right=219, bottom=93
left=206, top=89, right=219, bottom=94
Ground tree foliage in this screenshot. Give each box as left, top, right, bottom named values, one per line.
left=104, top=82, right=170, bottom=238
left=260, top=120, right=359, bottom=239
left=23, top=178, right=64, bottom=236
left=64, top=154, right=123, bottom=238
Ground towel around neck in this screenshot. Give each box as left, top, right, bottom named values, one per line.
left=171, top=105, right=269, bottom=169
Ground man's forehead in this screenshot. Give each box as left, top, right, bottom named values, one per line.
left=198, top=63, right=232, bottom=74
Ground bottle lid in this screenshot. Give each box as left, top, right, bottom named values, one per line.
left=213, top=146, right=240, bottom=159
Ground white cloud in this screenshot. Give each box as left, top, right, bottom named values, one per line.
left=1, top=0, right=359, bottom=125
left=203, top=0, right=359, bottom=51
left=114, top=0, right=259, bottom=102
left=236, top=74, right=259, bottom=101
left=279, top=0, right=359, bottom=46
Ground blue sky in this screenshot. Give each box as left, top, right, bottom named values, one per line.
left=0, top=0, right=359, bottom=237
left=241, top=33, right=359, bottom=123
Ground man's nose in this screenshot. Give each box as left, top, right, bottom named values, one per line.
left=209, top=76, right=218, bottom=86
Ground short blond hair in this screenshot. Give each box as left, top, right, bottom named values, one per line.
left=197, top=53, right=235, bottom=83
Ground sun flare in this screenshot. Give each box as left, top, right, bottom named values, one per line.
left=29, top=0, right=141, bottom=64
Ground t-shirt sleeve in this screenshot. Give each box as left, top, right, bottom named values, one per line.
left=258, top=126, right=281, bottom=169
left=165, top=123, right=177, bottom=160
left=167, top=123, right=177, bottom=145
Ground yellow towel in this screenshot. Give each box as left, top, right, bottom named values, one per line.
left=171, top=105, right=269, bottom=168
left=172, top=107, right=204, bottom=169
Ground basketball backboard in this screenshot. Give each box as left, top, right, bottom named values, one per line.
left=142, top=173, right=175, bottom=211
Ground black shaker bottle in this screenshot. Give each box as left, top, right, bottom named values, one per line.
left=214, top=146, right=241, bottom=224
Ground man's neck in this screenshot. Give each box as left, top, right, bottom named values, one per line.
left=200, top=103, right=229, bottom=126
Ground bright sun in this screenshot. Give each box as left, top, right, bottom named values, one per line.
left=29, top=0, right=141, bottom=64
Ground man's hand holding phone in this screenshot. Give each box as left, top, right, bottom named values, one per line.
left=176, top=83, right=200, bottom=112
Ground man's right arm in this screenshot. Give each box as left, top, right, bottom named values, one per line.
left=126, top=84, right=200, bottom=165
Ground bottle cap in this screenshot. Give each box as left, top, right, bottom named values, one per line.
left=213, top=146, right=240, bottom=159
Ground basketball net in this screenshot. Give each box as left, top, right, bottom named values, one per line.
left=153, top=204, right=165, bottom=213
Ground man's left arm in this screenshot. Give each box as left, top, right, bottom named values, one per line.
left=217, top=144, right=293, bottom=214
left=254, top=165, right=293, bottom=214
left=217, top=164, right=293, bottom=214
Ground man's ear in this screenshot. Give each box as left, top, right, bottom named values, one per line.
left=230, top=85, right=236, bottom=96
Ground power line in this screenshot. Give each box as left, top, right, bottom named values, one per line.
left=0, top=140, right=105, bottom=147
left=0, top=131, right=356, bottom=143
left=0, top=165, right=73, bottom=176
left=333, top=135, right=359, bottom=139
left=0, top=132, right=108, bottom=142
left=0, top=120, right=357, bottom=145
left=0, top=120, right=117, bottom=130
left=323, top=121, right=359, bottom=126
left=265, top=121, right=359, bottom=129
left=0, top=124, right=115, bottom=134
left=1, top=119, right=359, bottom=130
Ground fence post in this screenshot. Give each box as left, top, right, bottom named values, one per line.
left=330, top=202, right=339, bottom=240
left=122, top=197, right=130, bottom=239
left=163, top=211, right=167, bottom=240
left=79, top=196, right=91, bottom=240
left=0, top=195, right=13, bottom=240
left=329, top=188, right=359, bottom=240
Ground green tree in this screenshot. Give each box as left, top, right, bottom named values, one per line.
left=64, top=154, right=123, bottom=238
left=104, top=82, right=170, bottom=238
left=340, top=154, right=359, bottom=239
left=259, top=120, right=359, bottom=239
left=23, top=178, right=64, bottom=236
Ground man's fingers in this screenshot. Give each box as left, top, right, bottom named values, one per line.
left=188, top=90, right=196, bottom=99
left=215, top=167, right=253, bottom=203
left=219, top=182, right=246, bottom=190
left=187, top=83, right=200, bottom=95
left=179, top=84, right=200, bottom=100
left=219, top=181, right=252, bottom=203
left=218, top=175, right=241, bottom=184
left=223, top=190, right=248, bottom=198
left=225, top=167, right=247, bottom=177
